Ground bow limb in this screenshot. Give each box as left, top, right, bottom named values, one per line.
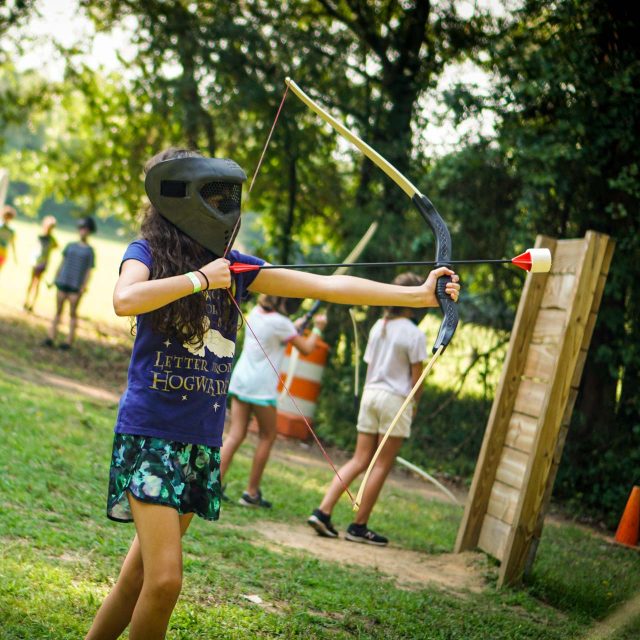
left=285, top=78, right=458, bottom=353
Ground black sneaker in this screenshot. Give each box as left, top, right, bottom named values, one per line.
left=221, top=484, right=231, bottom=503
left=42, top=338, right=54, bottom=348
left=345, top=523, right=388, bottom=546
left=307, top=508, right=339, bottom=538
left=238, top=490, right=272, bottom=509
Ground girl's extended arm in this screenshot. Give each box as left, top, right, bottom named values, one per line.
left=113, top=257, right=231, bottom=316
left=249, top=266, right=460, bottom=308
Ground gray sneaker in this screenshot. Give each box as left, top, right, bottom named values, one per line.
left=345, top=523, right=388, bottom=546
left=307, top=508, right=339, bottom=538
left=238, top=490, right=272, bottom=508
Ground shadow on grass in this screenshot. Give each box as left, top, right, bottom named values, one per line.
left=0, top=307, right=131, bottom=397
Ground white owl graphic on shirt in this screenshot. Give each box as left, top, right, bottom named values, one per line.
left=183, top=317, right=235, bottom=358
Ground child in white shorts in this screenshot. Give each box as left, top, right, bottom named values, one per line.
left=308, top=272, right=429, bottom=546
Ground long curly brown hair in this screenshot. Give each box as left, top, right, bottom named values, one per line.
left=140, top=147, right=238, bottom=348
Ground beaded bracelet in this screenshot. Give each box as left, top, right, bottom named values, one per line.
left=196, top=269, right=210, bottom=291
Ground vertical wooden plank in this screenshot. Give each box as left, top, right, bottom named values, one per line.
left=523, top=343, right=559, bottom=382
left=504, top=413, right=539, bottom=453
left=486, top=481, right=521, bottom=524
left=478, top=515, right=511, bottom=561
left=498, top=232, right=610, bottom=586
left=455, top=236, right=556, bottom=552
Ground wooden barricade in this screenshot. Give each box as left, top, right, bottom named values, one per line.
left=454, top=231, right=615, bottom=587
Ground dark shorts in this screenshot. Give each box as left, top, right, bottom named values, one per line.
left=32, top=263, right=47, bottom=277
left=107, top=433, right=222, bottom=523
left=56, top=283, right=80, bottom=294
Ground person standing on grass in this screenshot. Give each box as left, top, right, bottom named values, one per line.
left=221, top=294, right=327, bottom=508
left=44, top=216, right=96, bottom=350
left=0, top=205, right=17, bottom=273
left=84, top=147, right=460, bottom=640
left=24, top=215, right=58, bottom=312
left=308, top=272, right=429, bottom=547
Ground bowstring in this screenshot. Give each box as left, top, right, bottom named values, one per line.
left=222, top=83, right=355, bottom=503
left=248, top=84, right=290, bottom=194
left=223, top=85, right=290, bottom=262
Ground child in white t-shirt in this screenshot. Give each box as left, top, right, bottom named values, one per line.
left=222, top=294, right=327, bottom=507
left=308, top=272, right=426, bottom=546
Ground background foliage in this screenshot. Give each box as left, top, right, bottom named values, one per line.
left=1, top=0, right=638, bottom=527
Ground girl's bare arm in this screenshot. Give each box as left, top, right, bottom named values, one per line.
left=249, top=266, right=460, bottom=308
left=113, top=258, right=231, bottom=316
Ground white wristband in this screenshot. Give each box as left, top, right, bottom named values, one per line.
left=185, top=271, right=201, bottom=293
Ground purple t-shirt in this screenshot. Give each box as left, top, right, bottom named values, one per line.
left=114, top=239, right=264, bottom=447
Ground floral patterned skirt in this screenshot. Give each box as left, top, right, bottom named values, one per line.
left=107, top=433, right=221, bottom=523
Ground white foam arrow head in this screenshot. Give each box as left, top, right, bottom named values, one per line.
left=512, top=248, right=552, bottom=273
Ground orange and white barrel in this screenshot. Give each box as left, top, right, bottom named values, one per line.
left=276, top=339, right=329, bottom=438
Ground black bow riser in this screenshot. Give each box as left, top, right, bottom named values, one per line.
left=411, top=194, right=459, bottom=353
left=145, top=157, right=247, bottom=256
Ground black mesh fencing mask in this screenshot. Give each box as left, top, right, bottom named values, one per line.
left=145, top=157, right=247, bottom=256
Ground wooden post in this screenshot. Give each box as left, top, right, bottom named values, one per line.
left=523, top=235, right=615, bottom=577
left=455, top=231, right=614, bottom=587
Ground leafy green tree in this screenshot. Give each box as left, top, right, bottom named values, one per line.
left=443, top=0, right=640, bottom=523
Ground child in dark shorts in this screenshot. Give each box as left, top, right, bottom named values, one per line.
left=44, top=216, right=95, bottom=349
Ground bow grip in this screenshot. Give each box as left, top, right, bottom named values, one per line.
left=412, top=194, right=459, bottom=353
left=433, top=278, right=458, bottom=353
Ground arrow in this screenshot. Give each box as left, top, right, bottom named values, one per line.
left=230, top=248, right=552, bottom=274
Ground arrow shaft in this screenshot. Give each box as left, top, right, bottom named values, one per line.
left=233, top=258, right=513, bottom=273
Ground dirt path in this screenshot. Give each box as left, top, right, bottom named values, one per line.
left=582, top=589, right=640, bottom=639
left=247, top=520, right=488, bottom=593
left=267, top=436, right=467, bottom=507
left=5, top=360, right=121, bottom=405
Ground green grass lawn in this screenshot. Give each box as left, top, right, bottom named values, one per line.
left=1, top=313, right=640, bottom=639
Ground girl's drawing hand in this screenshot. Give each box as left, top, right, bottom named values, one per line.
left=201, top=258, right=231, bottom=290
left=422, top=267, right=460, bottom=306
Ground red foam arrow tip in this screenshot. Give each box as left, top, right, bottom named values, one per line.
left=229, top=262, right=262, bottom=274
left=511, top=251, right=533, bottom=272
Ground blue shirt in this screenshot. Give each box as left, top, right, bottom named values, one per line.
left=114, top=239, right=264, bottom=446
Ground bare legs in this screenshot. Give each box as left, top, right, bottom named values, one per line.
left=220, top=398, right=251, bottom=480
left=48, top=290, right=81, bottom=346
left=246, top=405, right=277, bottom=496
left=66, top=293, right=81, bottom=346
left=48, top=289, right=66, bottom=342
left=24, top=268, right=43, bottom=310
left=318, top=432, right=404, bottom=524
left=85, top=498, right=193, bottom=640
left=221, top=398, right=278, bottom=497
